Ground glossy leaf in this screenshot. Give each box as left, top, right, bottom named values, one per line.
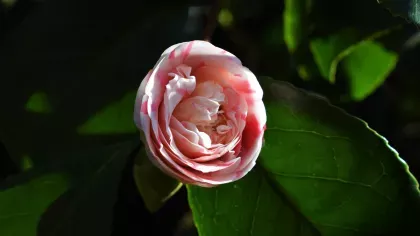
left=188, top=78, right=420, bottom=236
left=0, top=140, right=138, bottom=236
left=188, top=168, right=318, bottom=235
left=133, top=147, right=183, bottom=213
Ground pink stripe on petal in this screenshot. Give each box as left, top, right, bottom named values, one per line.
left=140, top=100, right=148, bottom=114
left=238, top=114, right=265, bottom=170
left=156, top=70, right=169, bottom=86
left=182, top=41, right=194, bottom=62
left=233, top=142, right=242, bottom=155
left=161, top=43, right=184, bottom=57
left=242, top=114, right=262, bottom=148
left=169, top=49, right=176, bottom=59
left=133, top=40, right=267, bottom=187
left=151, top=101, right=160, bottom=112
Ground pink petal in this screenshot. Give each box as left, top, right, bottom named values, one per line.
left=158, top=128, right=242, bottom=174
left=173, top=96, right=220, bottom=124
left=234, top=67, right=263, bottom=102
left=162, top=68, right=196, bottom=128
left=133, top=71, right=152, bottom=130
left=139, top=117, right=192, bottom=185
left=133, top=40, right=267, bottom=188
left=180, top=121, right=212, bottom=148
left=238, top=113, right=265, bottom=170
left=246, top=99, right=266, bottom=133
left=191, top=136, right=241, bottom=162
left=191, top=81, right=225, bottom=103
left=172, top=128, right=210, bottom=157
left=170, top=117, right=199, bottom=144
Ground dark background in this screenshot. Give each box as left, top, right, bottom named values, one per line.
left=1, top=0, right=419, bottom=235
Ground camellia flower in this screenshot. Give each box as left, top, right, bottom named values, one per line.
left=134, top=40, right=266, bottom=187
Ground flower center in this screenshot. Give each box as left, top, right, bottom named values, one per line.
left=196, top=109, right=233, bottom=143
left=172, top=79, right=233, bottom=145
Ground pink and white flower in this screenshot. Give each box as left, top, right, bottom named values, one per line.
left=134, top=40, right=266, bottom=187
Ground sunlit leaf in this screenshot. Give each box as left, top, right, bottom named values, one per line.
left=188, top=78, right=420, bottom=236
left=309, top=28, right=359, bottom=83
left=310, top=26, right=401, bottom=100
left=339, top=41, right=398, bottom=101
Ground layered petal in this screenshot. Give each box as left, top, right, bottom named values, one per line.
left=133, top=40, right=267, bottom=187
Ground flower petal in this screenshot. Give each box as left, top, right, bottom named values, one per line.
left=133, top=71, right=152, bottom=130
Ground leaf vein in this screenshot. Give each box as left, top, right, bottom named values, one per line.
left=268, top=171, right=391, bottom=202
left=314, top=221, right=378, bottom=234
left=267, top=127, right=351, bottom=141
left=249, top=176, right=262, bottom=236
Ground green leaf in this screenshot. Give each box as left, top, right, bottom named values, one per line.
left=77, top=91, right=137, bottom=135
left=310, top=26, right=400, bottom=100
left=0, top=139, right=138, bottom=236
left=0, top=1, right=202, bottom=166
left=338, top=41, right=398, bottom=101
left=283, top=0, right=319, bottom=80
left=283, top=0, right=310, bottom=54
left=309, top=28, right=359, bottom=82
left=378, top=0, right=420, bottom=25
left=133, top=147, right=183, bottom=213
left=188, top=168, right=319, bottom=236
left=0, top=174, right=70, bottom=235
left=25, top=91, right=53, bottom=114
left=218, top=9, right=234, bottom=28
left=187, top=78, right=420, bottom=236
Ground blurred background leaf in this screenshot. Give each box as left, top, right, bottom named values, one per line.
left=0, top=0, right=204, bottom=168
left=283, top=0, right=310, bottom=54
left=133, top=147, right=183, bottom=213
left=338, top=39, right=398, bottom=101
left=0, top=0, right=208, bottom=235
left=0, top=140, right=138, bottom=236
left=311, top=26, right=401, bottom=101
left=378, top=0, right=420, bottom=24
